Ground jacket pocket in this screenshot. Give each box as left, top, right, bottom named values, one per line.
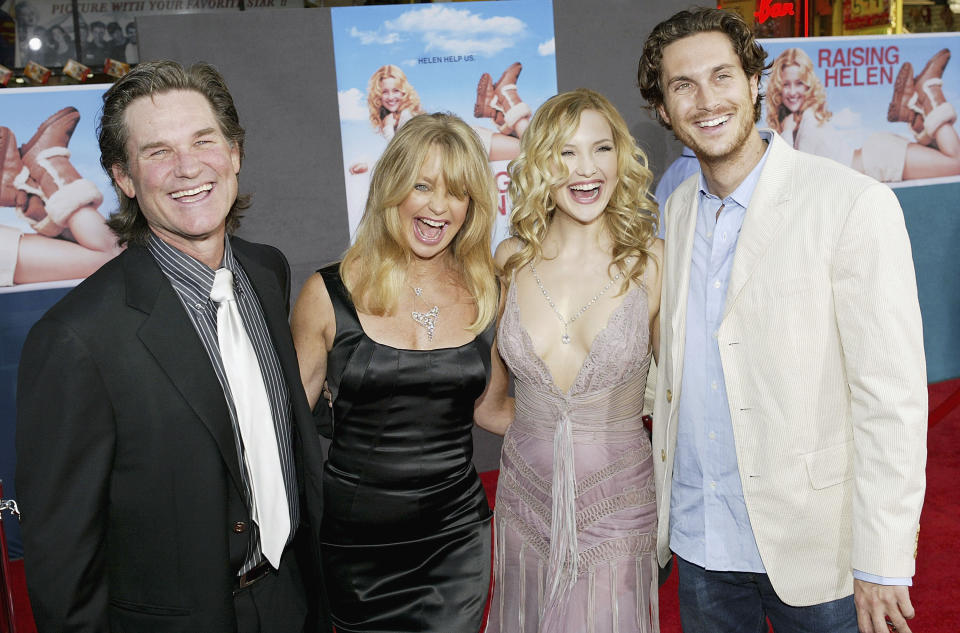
left=109, top=597, right=191, bottom=616
left=109, top=599, right=192, bottom=633
left=803, top=440, right=854, bottom=490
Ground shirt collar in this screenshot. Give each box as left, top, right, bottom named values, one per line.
left=148, top=233, right=237, bottom=299
left=697, top=129, right=774, bottom=209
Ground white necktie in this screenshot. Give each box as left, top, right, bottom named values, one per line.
left=210, top=268, right=289, bottom=568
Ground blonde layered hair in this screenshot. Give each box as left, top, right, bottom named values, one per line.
left=502, top=89, right=659, bottom=292
left=342, top=113, right=498, bottom=334
left=766, top=48, right=832, bottom=132
left=367, top=65, right=425, bottom=134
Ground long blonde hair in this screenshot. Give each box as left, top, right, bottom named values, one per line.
left=766, top=48, right=832, bottom=132
left=366, top=65, right=425, bottom=134
left=342, top=113, right=498, bottom=333
left=503, top=89, right=659, bottom=293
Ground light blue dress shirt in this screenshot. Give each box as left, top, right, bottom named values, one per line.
left=654, top=146, right=700, bottom=240
left=669, top=134, right=771, bottom=573
left=668, top=130, right=909, bottom=586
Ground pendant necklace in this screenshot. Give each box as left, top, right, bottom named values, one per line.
left=529, top=263, right=622, bottom=345
left=411, top=287, right=439, bottom=341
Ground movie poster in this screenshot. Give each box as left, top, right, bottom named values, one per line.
left=760, top=33, right=960, bottom=188
left=1, top=84, right=119, bottom=292
left=331, top=0, right=558, bottom=245
left=1, top=83, right=120, bottom=557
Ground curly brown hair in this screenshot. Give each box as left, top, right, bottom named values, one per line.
left=637, top=7, right=768, bottom=129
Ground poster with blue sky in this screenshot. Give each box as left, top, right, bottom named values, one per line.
left=1, top=83, right=120, bottom=557
left=1, top=83, right=119, bottom=294
left=331, top=0, right=558, bottom=244
left=760, top=33, right=960, bottom=188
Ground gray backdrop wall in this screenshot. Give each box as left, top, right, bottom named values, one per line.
left=137, top=0, right=682, bottom=295
left=137, top=0, right=684, bottom=471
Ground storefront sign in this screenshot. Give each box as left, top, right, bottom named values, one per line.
left=843, top=0, right=891, bottom=30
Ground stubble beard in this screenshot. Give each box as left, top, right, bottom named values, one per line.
left=673, top=103, right=758, bottom=172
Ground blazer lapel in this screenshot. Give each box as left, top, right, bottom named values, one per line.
left=233, top=243, right=325, bottom=508
left=669, top=184, right=699, bottom=371
left=232, top=245, right=304, bottom=415
left=723, top=133, right=794, bottom=320
left=233, top=246, right=291, bottom=362
left=124, top=245, right=246, bottom=495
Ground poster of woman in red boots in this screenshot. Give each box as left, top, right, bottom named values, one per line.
left=331, top=0, right=558, bottom=243
left=761, top=34, right=960, bottom=187
left=0, top=84, right=121, bottom=291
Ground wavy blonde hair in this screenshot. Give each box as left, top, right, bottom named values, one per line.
left=766, top=48, right=832, bottom=132
left=342, top=113, right=498, bottom=334
left=502, top=89, right=659, bottom=293
left=366, top=65, right=425, bottom=135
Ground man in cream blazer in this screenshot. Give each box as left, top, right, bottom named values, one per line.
left=638, top=8, right=927, bottom=633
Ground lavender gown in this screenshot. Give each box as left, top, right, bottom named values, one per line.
left=486, top=278, right=659, bottom=633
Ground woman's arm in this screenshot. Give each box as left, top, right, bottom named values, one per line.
left=291, top=272, right=337, bottom=410
left=473, top=239, right=520, bottom=435
left=473, top=277, right=514, bottom=436
left=647, top=237, right=664, bottom=365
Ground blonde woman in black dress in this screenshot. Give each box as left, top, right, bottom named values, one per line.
left=292, top=112, right=512, bottom=632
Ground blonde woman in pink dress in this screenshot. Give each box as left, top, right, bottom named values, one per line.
left=481, top=89, right=663, bottom=633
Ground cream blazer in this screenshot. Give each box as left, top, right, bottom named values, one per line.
left=652, top=131, right=927, bottom=607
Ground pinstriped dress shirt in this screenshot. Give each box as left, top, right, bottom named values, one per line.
left=148, top=233, right=299, bottom=574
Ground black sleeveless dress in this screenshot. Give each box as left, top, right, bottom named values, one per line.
left=318, top=265, right=493, bottom=633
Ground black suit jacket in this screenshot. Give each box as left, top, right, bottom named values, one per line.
left=16, top=239, right=332, bottom=633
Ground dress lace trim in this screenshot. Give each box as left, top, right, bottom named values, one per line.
left=498, top=277, right=651, bottom=397
left=577, top=447, right=651, bottom=496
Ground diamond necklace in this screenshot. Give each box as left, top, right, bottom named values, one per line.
left=529, top=263, right=622, bottom=345
left=411, top=287, right=439, bottom=340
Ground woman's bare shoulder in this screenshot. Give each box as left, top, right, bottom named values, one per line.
left=494, top=237, right=522, bottom=269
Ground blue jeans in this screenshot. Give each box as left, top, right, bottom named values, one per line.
left=676, top=556, right=858, bottom=633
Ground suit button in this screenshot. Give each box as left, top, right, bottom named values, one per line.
left=661, top=449, right=666, bottom=462
left=233, top=521, right=247, bottom=534
left=666, top=389, right=673, bottom=403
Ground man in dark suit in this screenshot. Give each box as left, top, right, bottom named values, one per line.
left=16, top=60, right=332, bottom=633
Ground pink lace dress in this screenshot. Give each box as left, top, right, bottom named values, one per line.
left=486, top=278, right=659, bottom=633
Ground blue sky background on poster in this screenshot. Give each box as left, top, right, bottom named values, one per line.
left=760, top=33, right=960, bottom=188
left=331, top=0, right=558, bottom=240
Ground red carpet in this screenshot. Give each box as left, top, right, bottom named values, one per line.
left=909, top=378, right=960, bottom=632
left=481, top=377, right=960, bottom=633
left=4, top=378, right=959, bottom=633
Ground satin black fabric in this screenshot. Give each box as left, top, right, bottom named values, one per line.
left=318, top=265, right=493, bottom=633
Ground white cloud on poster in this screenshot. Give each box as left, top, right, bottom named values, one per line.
left=538, top=38, right=555, bottom=56
left=349, top=26, right=401, bottom=46
left=832, top=107, right=861, bottom=129
left=339, top=88, right=367, bottom=121
left=380, top=6, right=527, bottom=57
left=425, top=34, right=515, bottom=57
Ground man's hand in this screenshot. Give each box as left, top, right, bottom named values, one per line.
left=854, top=579, right=915, bottom=633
